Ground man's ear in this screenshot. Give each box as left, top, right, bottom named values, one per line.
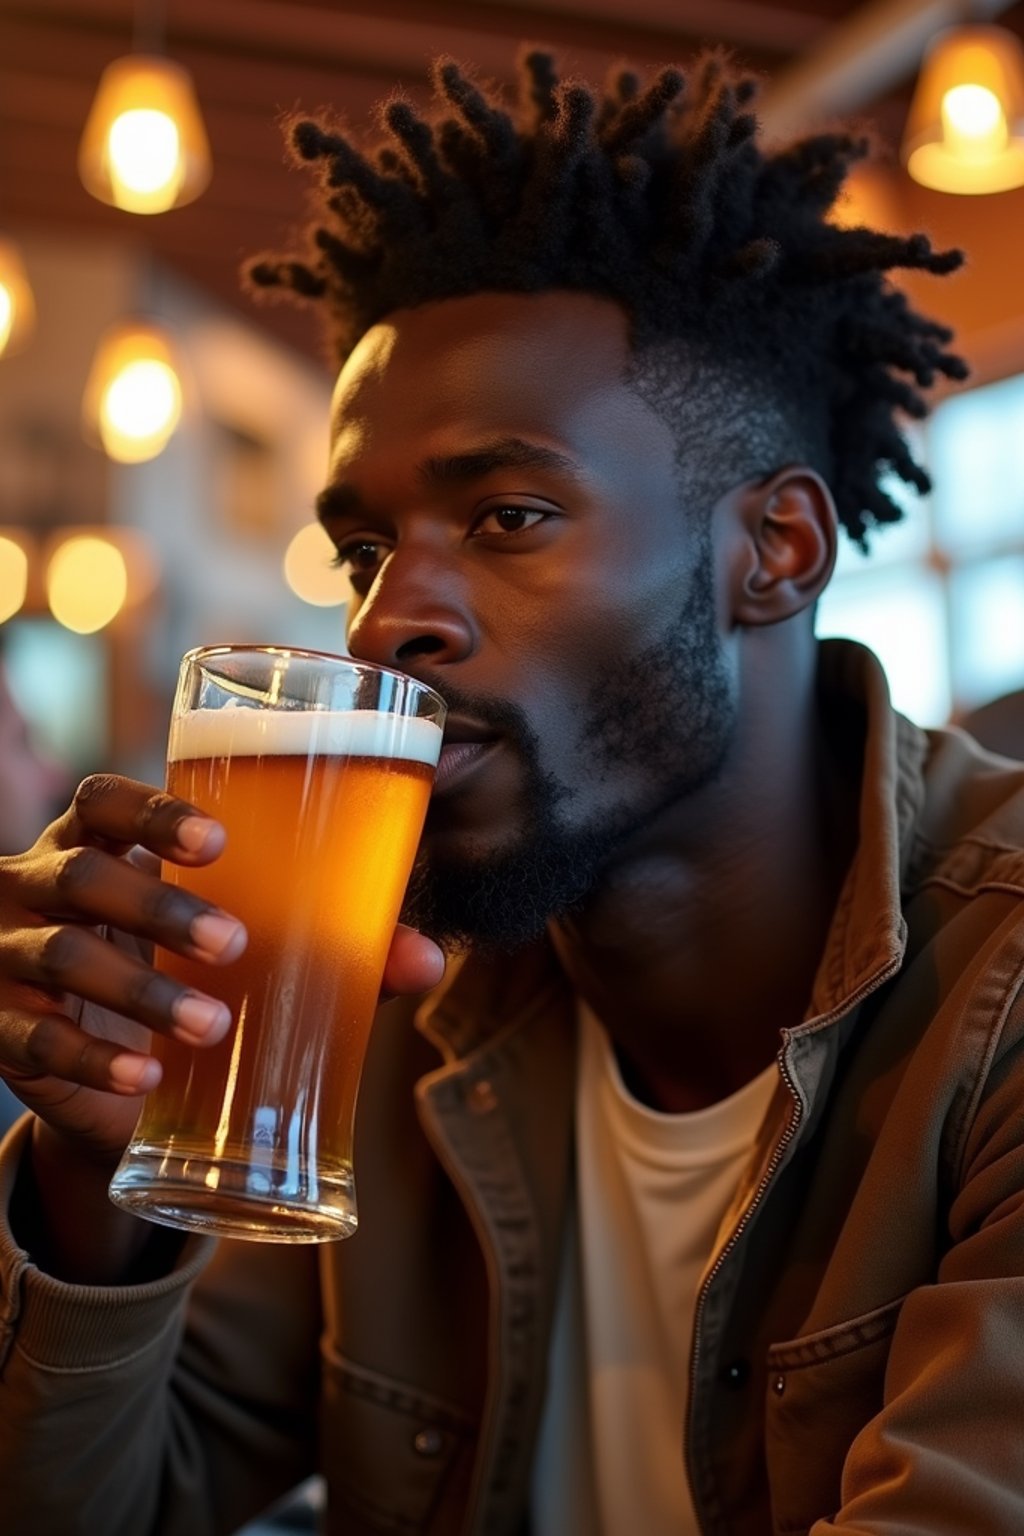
left=724, top=466, right=838, bottom=627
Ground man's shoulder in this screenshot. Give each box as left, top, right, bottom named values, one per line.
left=912, top=723, right=1024, bottom=897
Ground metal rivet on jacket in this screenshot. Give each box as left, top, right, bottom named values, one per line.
left=413, top=1427, right=445, bottom=1458
left=467, top=1079, right=497, bottom=1115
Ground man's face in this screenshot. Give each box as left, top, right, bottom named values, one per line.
left=318, top=291, right=738, bottom=949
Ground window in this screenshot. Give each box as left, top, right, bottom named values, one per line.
left=816, top=373, right=1024, bottom=726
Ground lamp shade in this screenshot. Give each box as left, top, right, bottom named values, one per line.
left=903, top=25, right=1024, bottom=194
left=83, top=319, right=185, bottom=463
left=0, top=239, right=35, bottom=358
left=78, top=54, right=211, bottom=214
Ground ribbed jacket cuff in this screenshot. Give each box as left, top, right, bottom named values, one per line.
left=0, top=1114, right=214, bottom=1370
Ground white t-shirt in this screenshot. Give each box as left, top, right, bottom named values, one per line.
left=530, top=1005, right=778, bottom=1536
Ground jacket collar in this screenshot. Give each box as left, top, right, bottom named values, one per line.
left=417, top=638, right=928, bottom=1060
left=800, top=639, right=927, bottom=1025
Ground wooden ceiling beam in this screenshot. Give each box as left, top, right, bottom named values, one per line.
left=4, top=0, right=820, bottom=64
left=0, top=165, right=298, bottom=257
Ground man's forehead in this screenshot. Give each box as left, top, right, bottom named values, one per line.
left=329, top=288, right=636, bottom=429
left=321, top=291, right=694, bottom=507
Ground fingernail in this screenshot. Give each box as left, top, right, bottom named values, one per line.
left=190, top=911, right=246, bottom=960
left=423, top=944, right=445, bottom=988
left=173, top=993, right=231, bottom=1043
left=176, top=816, right=219, bottom=854
left=109, top=1055, right=162, bottom=1092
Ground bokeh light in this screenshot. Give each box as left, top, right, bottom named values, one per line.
left=100, top=357, right=182, bottom=462
left=0, top=537, right=29, bottom=623
left=47, top=537, right=129, bottom=634
left=107, top=108, right=183, bottom=205
left=84, top=321, right=185, bottom=463
left=79, top=55, right=211, bottom=214
left=945, top=84, right=1007, bottom=152
left=283, top=522, right=347, bottom=607
left=0, top=241, right=36, bottom=358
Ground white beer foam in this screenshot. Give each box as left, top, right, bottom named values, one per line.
left=168, top=707, right=442, bottom=766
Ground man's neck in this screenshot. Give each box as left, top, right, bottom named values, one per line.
left=550, top=647, right=862, bottom=1114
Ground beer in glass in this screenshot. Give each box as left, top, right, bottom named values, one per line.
left=109, top=645, right=445, bottom=1242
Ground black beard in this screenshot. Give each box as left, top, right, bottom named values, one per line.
left=401, top=763, right=621, bottom=955
left=401, top=539, right=735, bottom=954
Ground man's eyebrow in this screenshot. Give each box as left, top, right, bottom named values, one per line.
left=315, top=483, right=363, bottom=523
left=315, top=437, right=584, bottom=523
left=416, top=437, right=586, bottom=488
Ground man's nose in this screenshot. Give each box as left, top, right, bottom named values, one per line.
left=346, top=550, right=476, bottom=669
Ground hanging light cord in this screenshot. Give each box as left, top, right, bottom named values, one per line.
left=133, top=0, right=167, bottom=55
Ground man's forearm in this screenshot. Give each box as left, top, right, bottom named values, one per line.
left=11, top=1118, right=180, bottom=1285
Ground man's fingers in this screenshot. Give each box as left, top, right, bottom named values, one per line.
left=12, top=844, right=247, bottom=965
left=1, top=1009, right=163, bottom=1097
left=51, top=774, right=226, bottom=864
left=0, top=923, right=234, bottom=1047
left=381, top=923, right=445, bottom=1000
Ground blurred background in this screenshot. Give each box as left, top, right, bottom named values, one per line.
left=1, top=0, right=1023, bottom=833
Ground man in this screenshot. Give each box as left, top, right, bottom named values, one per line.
left=1, top=50, right=1023, bottom=1536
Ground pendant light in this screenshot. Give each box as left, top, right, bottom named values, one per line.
left=0, top=239, right=35, bottom=358
left=78, top=0, right=211, bottom=214
left=83, top=319, right=184, bottom=463
left=903, top=24, right=1024, bottom=194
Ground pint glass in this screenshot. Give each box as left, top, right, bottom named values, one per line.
left=109, top=645, right=445, bottom=1242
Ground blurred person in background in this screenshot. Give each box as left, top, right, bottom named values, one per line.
left=5, top=47, right=1024, bottom=1536
left=0, top=629, right=67, bottom=1137
left=0, top=630, right=66, bottom=857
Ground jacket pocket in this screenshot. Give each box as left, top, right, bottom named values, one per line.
left=764, top=1294, right=906, bottom=1536
left=320, top=1350, right=477, bottom=1535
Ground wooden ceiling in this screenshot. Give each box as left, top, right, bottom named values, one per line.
left=3, top=0, right=1023, bottom=369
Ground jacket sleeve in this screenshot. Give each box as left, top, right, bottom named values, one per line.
left=0, top=1116, right=323, bottom=1536
left=813, top=998, right=1024, bottom=1534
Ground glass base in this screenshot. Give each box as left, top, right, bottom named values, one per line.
left=108, top=1142, right=357, bottom=1244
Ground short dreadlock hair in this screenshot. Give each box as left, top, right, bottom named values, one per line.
left=247, top=49, right=967, bottom=548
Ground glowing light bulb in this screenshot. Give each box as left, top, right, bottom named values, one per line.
left=942, top=84, right=1008, bottom=157
left=283, top=523, right=348, bottom=607
left=0, top=241, right=36, bottom=358
left=100, top=358, right=182, bottom=461
left=0, top=285, right=12, bottom=356
left=107, top=109, right=183, bottom=203
left=903, top=25, right=1024, bottom=193
left=0, top=536, right=29, bottom=623
left=79, top=55, right=211, bottom=214
left=47, top=537, right=128, bottom=634
left=84, top=322, right=185, bottom=464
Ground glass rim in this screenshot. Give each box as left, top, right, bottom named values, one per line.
left=181, top=642, right=446, bottom=715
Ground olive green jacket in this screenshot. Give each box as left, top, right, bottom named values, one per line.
left=4, top=640, right=1024, bottom=1536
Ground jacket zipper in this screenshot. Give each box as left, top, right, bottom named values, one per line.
left=684, top=951, right=904, bottom=1532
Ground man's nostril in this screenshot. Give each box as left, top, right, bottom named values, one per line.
left=395, top=636, right=447, bottom=661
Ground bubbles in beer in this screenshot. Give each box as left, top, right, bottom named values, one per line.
left=128, top=710, right=438, bottom=1240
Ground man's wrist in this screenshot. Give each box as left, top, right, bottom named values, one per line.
left=12, top=1119, right=176, bottom=1285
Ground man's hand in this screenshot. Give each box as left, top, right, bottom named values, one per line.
left=0, top=772, right=445, bottom=1167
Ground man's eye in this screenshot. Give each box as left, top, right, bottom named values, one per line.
left=474, top=506, right=547, bottom=536
left=331, top=540, right=387, bottom=575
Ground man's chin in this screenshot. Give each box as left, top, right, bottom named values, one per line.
left=401, top=849, right=558, bottom=956
left=401, top=811, right=623, bottom=956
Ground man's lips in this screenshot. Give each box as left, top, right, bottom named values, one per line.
left=433, top=717, right=500, bottom=795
